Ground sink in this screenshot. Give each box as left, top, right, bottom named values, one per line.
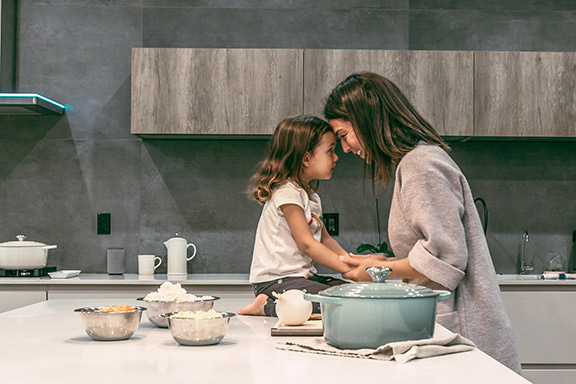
left=497, top=274, right=541, bottom=280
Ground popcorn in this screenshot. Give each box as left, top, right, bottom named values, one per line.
left=171, top=310, right=223, bottom=319
left=144, top=281, right=212, bottom=302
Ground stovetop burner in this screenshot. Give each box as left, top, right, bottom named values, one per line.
left=0, top=266, right=57, bottom=277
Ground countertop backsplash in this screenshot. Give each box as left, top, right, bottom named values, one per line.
left=1, top=1, right=576, bottom=276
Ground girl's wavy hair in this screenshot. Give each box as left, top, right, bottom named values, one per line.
left=249, top=115, right=332, bottom=204
left=324, top=71, right=449, bottom=189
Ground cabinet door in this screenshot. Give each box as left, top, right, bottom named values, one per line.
left=0, top=286, right=46, bottom=313
left=48, top=284, right=254, bottom=300
left=303, top=49, right=474, bottom=137
left=475, top=51, right=576, bottom=137
left=501, top=290, right=576, bottom=364
left=131, top=48, right=303, bottom=135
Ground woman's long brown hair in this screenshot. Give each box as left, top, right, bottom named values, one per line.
left=249, top=115, right=332, bottom=204
left=324, top=71, right=449, bottom=188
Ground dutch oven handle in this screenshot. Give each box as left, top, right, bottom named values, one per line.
left=366, top=266, right=393, bottom=282
left=434, top=290, right=452, bottom=302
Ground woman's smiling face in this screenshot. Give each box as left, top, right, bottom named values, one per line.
left=329, top=119, right=365, bottom=159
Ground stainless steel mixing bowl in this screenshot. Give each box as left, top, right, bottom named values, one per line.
left=74, top=306, right=147, bottom=341
left=162, top=311, right=235, bottom=346
left=136, top=296, right=220, bottom=328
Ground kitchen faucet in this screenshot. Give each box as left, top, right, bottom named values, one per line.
left=520, top=230, right=534, bottom=274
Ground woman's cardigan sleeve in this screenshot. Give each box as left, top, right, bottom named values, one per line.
left=398, top=159, right=469, bottom=290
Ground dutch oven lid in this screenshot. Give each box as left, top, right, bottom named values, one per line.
left=0, top=235, right=47, bottom=247
left=320, top=267, right=440, bottom=299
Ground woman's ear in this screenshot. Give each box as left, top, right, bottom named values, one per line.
left=302, top=152, right=311, bottom=167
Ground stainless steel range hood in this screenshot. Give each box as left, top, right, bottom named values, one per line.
left=0, top=0, right=65, bottom=115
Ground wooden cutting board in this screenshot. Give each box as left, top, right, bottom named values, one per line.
left=270, top=319, right=323, bottom=336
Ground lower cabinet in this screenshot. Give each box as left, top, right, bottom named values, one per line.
left=0, top=274, right=254, bottom=312
left=47, top=284, right=254, bottom=300
left=500, top=288, right=576, bottom=384
left=0, top=286, right=46, bottom=313
left=0, top=281, right=253, bottom=313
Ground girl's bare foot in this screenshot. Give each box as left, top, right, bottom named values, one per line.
left=238, top=293, right=268, bottom=316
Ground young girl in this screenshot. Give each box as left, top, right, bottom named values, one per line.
left=238, top=115, right=351, bottom=317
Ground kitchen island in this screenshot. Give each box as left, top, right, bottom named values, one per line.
left=0, top=274, right=253, bottom=313
left=1, top=297, right=529, bottom=384
left=2, top=273, right=575, bottom=313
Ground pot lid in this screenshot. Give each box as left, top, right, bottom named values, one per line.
left=165, top=233, right=186, bottom=242
left=320, top=267, right=440, bottom=299
left=0, top=235, right=47, bottom=248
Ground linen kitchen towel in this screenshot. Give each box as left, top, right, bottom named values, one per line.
left=276, top=333, right=476, bottom=363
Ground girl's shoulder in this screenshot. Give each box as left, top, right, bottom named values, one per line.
left=273, top=179, right=304, bottom=198
left=272, top=179, right=312, bottom=206
left=274, top=179, right=301, bottom=193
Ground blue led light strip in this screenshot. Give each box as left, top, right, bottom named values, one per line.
left=0, top=93, right=66, bottom=109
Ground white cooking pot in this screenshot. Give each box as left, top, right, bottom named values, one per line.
left=0, top=235, right=57, bottom=270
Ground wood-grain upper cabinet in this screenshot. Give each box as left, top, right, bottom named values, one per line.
left=475, top=51, right=576, bottom=137
left=303, top=50, right=474, bottom=137
left=131, top=48, right=303, bottom=135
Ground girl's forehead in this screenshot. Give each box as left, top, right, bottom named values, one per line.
left=321, top=131, right=336, bottom=141
left=313, top=132, right=336, bottom=150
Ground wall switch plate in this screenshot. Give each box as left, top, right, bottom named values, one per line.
left=97, top=213, right=111, bottom=235
left=323, top=213, right=339, bottom=236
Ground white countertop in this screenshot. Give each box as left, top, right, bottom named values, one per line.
left=1, top=272, right=575, bottom=286
left=0, top=298, right=530, bottom=384
left=497, top=274, right=576, bottom=286
left=0, top=273, right=251, bottom=285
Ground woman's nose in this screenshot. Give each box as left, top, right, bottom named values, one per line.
left=341, top=141, right=351, bottom=153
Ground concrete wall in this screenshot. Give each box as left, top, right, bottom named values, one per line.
left=1, top=0, right=575, bottom=274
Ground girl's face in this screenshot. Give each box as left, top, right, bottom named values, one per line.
left=329, top=119, right=365, bottom=160
left=301, top=131, right=338, bottom=183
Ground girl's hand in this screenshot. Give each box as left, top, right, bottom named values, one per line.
left=340, top=254, right=426, bottom=282
left=347, top=253, right=395, bottom=262
left=339, top=254, right=387, bottom=281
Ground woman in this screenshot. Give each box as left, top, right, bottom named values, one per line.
left=324, top=72, right=521, bottom=373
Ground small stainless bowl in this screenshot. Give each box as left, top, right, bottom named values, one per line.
left=162, top=311, right=235, bottom=346
left=136, top=296, right=220, bottom=328
left=74, top=306, right=147, bottom=341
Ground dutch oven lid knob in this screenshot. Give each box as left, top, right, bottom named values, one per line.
left=366, top=266, right=392, bottom=283
left=16, top=235, right=27, bottom=242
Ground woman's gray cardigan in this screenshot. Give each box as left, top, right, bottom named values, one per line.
left=388, top=142, right=521, bottom=373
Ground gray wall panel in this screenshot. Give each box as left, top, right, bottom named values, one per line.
left=1, top=0, right=575, bottom=275
left=409, top=10, right=576, bottom=51
left=143, top=8, right=408, bottom=49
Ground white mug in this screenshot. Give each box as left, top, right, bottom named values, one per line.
left=138, top=254, right=162, bottom=275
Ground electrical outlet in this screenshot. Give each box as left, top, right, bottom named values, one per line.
left=97, top=213, right=111, bottom=235
left=323, top=213, right=339, bottom=236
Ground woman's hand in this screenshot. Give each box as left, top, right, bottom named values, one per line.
left=347, top=253, right=395, bottom=262
left=340, top=254, right=425, bottom=282
left=339, top=254, right=390, bottom=281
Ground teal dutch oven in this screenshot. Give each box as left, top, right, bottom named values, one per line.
left=304, top=267, right=451, bottom=349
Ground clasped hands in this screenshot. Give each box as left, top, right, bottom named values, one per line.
left=339, top=253, right=396, bottom=282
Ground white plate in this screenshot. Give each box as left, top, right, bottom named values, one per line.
left=48, top=270, right=81, bottom=279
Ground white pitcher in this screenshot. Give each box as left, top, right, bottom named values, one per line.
left=164, top=235, right=197, bottom=276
